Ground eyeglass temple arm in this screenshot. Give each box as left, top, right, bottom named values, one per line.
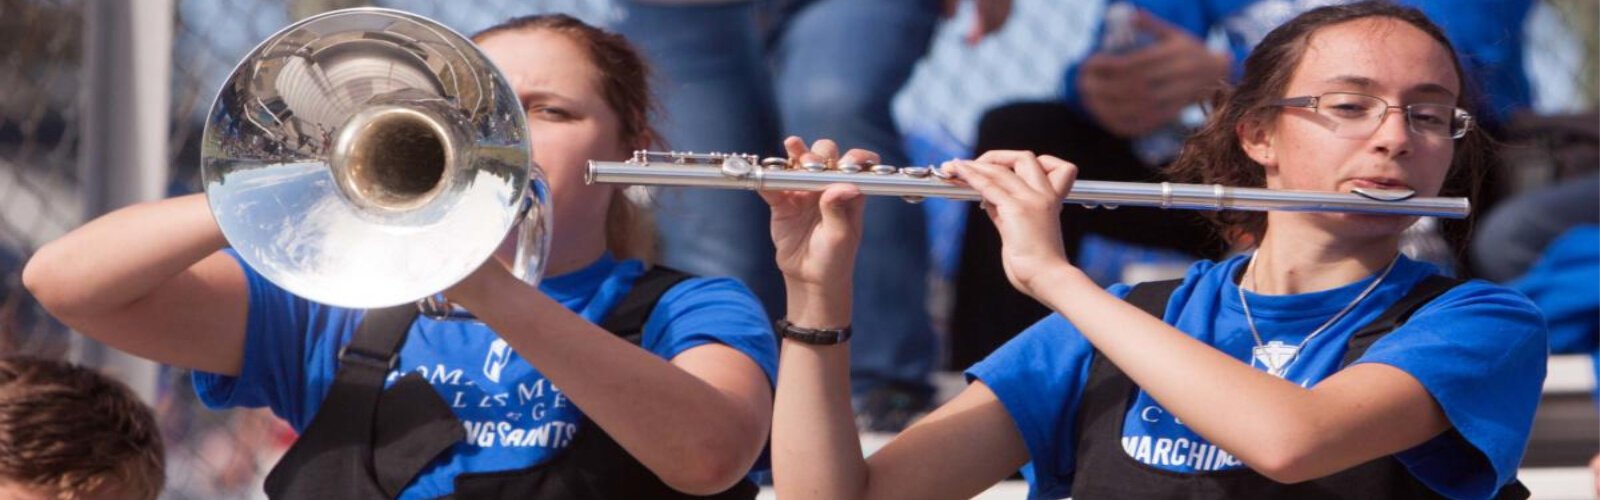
left=1271, top=96, right=1319, bottom=108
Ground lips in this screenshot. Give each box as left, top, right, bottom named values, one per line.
left=1347, top=177, right=1412, bottom=191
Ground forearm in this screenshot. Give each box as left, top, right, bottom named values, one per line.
left=462, top=277, right=767, bottom=493
left=771, top=284, right=868, bottom=499
left=25, top=194, right=225, bottom=316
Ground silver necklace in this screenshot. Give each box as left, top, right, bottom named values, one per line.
left=1237, top=252, right=1400, bottom=378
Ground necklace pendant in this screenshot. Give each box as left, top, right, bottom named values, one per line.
left=1252, top=340, right=1299, bottom=378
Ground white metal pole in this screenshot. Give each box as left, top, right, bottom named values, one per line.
left=77, top=0, right=174, bottom=404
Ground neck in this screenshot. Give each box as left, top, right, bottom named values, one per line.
left=544, top=229, right=609, bottom=276
left=497, top=225, right=608, bottom=278
left=1247, top=217, right=1401, bottom=295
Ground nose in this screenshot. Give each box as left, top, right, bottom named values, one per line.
left=1368, top=107, right=1412, bottom=157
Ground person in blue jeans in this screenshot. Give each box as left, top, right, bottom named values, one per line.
left=617, top=0, right=1011, bottom=431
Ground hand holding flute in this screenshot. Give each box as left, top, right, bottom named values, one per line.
left=943, top=150, right=1084, bottom=300
left=760, top=139, right=1100, bottom=498
left=762, top=137, right=869, bottom=329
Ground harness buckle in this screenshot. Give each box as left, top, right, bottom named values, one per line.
left=338, top=344, right=398, bottom=371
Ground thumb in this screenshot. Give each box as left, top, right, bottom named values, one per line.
left=818, top=184, right=863, bottom=224
left=757, top=189, right=787, bottom=209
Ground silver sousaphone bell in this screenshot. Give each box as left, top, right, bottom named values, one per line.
left=203, top=8, right=550, bottom=316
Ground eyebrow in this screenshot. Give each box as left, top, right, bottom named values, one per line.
left=516, top=90, right=575, bottom=105
left=1323, top=75, right=1457, bottom=99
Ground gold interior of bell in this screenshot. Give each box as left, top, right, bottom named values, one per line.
left=333, top=106, right=453, bottom=212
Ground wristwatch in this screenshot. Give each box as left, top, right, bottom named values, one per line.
left=774, top=319, right=852, bottom=345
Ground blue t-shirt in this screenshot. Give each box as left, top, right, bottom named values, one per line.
left=968, top=254, right=1546, bottom=500
left=1061, top=0, right=1533, bottom=126
left=195, top=252, right=778, bottom=499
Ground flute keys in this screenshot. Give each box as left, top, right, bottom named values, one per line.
left=760, top=157, right=788, bottom=169
left=901, top=166, right=931, bottom=178
left=720, top=155, right=753, bottom=178
left=802, top=160, right=828, bottom=172
left=838, top=160, right=864, bottom=173
left=870, top=164, right=896, bottom=175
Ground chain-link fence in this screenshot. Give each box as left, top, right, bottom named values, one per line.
left=1, top=0, right=1594, bottom=497
left=0, top=0, right=81, bottom=359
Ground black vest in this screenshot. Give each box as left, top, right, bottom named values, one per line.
left=263, top=267, right=760, bottom=500
left=1067, top=276, right=1530, bottom=500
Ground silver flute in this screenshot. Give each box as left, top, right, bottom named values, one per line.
left=587, top=151, right=1470, bottom=219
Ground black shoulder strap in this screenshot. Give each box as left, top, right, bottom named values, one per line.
left=598, top=266, right=695, bottom=343
left=1339, top=275, right=1463, bottom=367
left=1076, top=278, right=1182, bottom=428
left=344, top=304, right=421, bottom=369
left=1125, top=279, right=1184, bottom=318
left=1077, top=278, right=1182, bottom=420
left=265, top=304, right=421, bottom=499
left=1069, top=278, right=1182, bottom=495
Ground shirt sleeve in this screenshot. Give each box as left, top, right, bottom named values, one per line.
left=191, top=250, right=338, bottom=430
left=964, top=284, right=1132, bottom=499
left=641, top=277, right=778, bottom=386
left=1354, top=280, right=1548, bottom=500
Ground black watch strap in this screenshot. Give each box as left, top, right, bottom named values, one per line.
left=775, top=319, right=852, bottom=345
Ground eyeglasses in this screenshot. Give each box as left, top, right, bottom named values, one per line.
left=1269, top=92, right=1473, bottom=140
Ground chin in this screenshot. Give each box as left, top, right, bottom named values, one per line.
left=1339, top=213, right=1416, bottom=237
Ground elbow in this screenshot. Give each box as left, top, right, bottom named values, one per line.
left=21, top=246, right=77, bottom=318
left=1245, top=436, right=1330, bottom=485
left=1251, top=453, right=1317, bottom=484
left=1236, top=405, right=1345, bottom=484
left=659, top=454, right=752, bottom=496
left=659, top=422, right=765, bottom=495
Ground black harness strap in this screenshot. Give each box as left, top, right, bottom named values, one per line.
left=343, top=304, right=422, bottom=370
left=372, top=371, right=464, bottom=496
left=1340, top=275, right=1458, bottom=367
left=599, top=265, right=696, bottom=344
left=1123, top=278, right=1184, bottom=323
left=264, top=304, right=420, bottom=498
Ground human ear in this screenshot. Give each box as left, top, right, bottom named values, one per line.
left=1237, top=114, right=1277, bottom=169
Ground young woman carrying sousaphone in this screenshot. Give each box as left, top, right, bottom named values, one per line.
left=26, top=11, right=777, bottom=500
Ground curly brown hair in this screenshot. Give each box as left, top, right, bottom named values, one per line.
left=0, top=356, right=164, bottom=500
left=472, top=14, right=661, bottom=263
left=1164, top=1, right=1492, bottom=248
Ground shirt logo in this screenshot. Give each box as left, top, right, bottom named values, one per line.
left=484, top=339, right=512, bottom=383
